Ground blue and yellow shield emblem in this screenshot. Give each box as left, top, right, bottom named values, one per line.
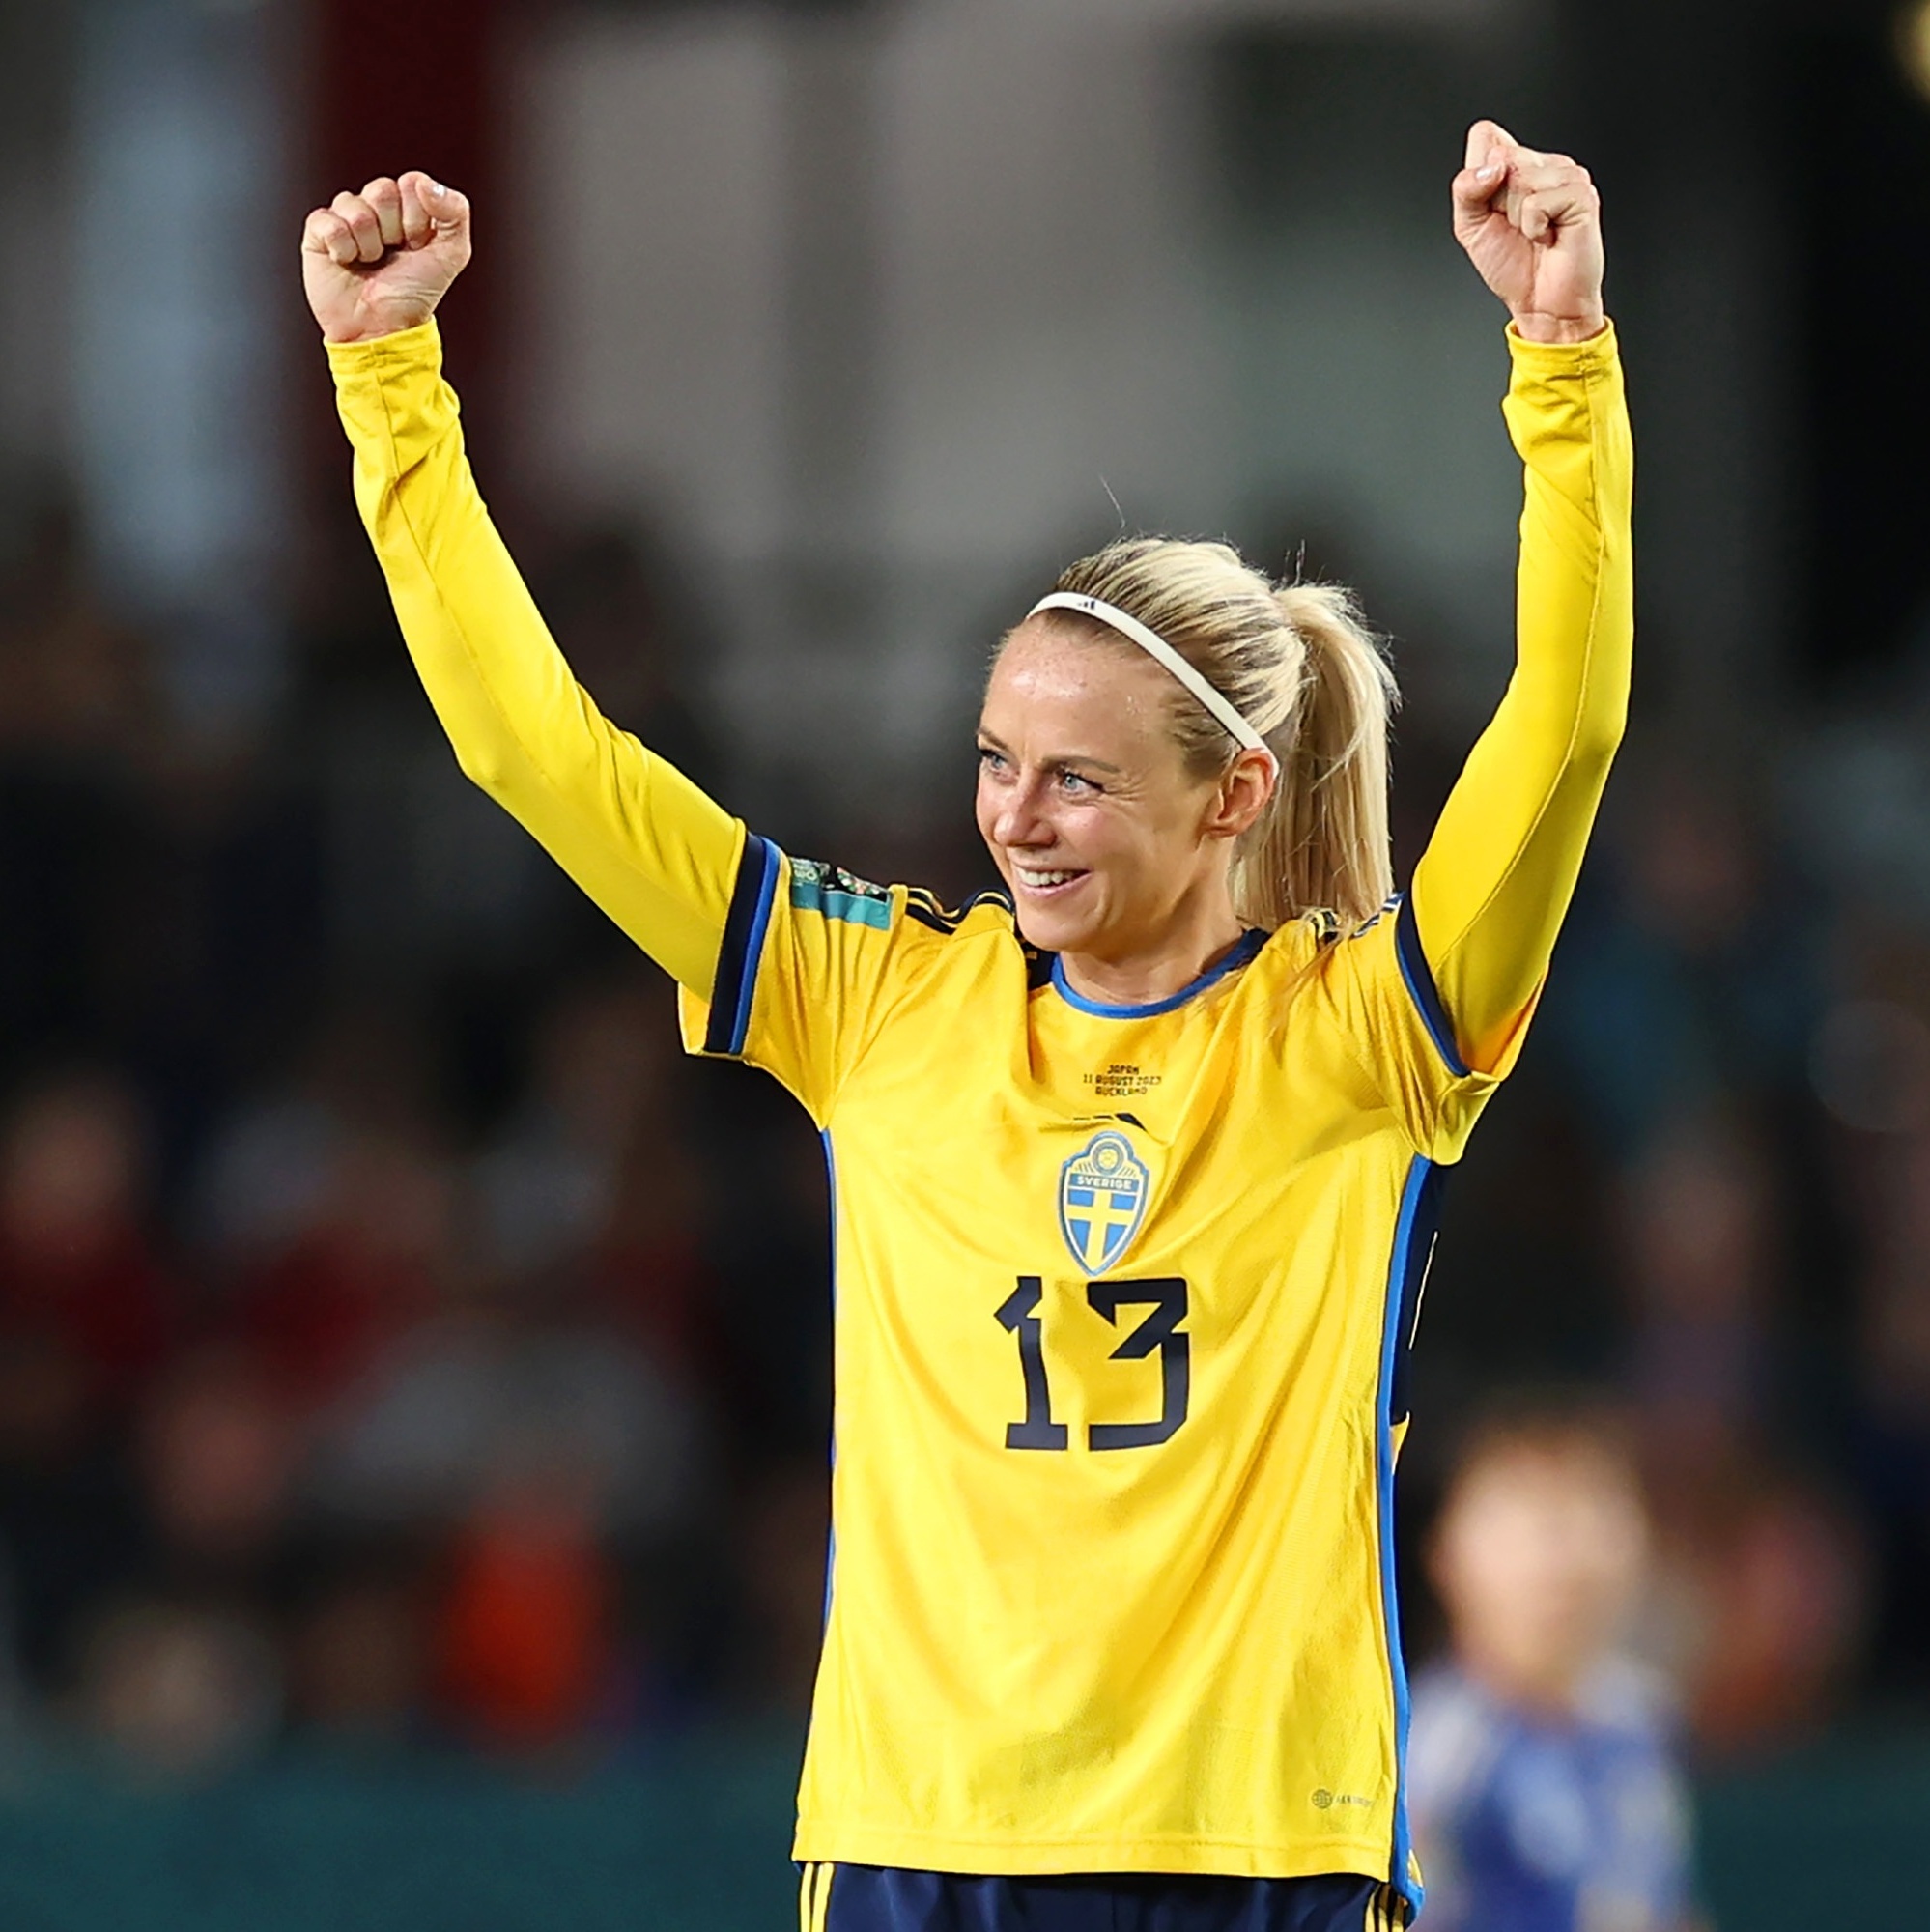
left=1059, top=1129, right=1150, bottom=1273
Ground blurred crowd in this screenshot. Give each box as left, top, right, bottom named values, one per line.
left=3, top=462, right=1930, bottom=1808
left=1400, top=741, right=1921, bottom=1757
left=0, top=488, right=834, bottom=1780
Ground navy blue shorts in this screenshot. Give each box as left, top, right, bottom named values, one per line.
left=800, top=1864, right=1406, bottom=1932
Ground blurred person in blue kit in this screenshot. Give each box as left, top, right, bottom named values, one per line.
left=1409, top=1406, right=1705, bottom=1932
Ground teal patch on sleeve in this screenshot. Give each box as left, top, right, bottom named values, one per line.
left=789, top=857, right=893, bottom=930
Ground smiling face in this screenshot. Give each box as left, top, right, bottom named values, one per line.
left=976, top=618, right=1269, bottom=965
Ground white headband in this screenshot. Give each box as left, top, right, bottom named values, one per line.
left=1027, top=591, right=1274, bottom=759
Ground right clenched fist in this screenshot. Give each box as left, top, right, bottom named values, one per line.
left=302, top=171, right=471, bottom=345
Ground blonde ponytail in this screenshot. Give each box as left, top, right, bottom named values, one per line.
left=1235, top=583, right=1396, bottom=931
left=1021, top=538, right=1398, bottom=933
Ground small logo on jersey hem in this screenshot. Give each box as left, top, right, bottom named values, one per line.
left=1058, top=1129, right=1150, bottom=1272
left=1311, top=1788, right=1376, bottom=1811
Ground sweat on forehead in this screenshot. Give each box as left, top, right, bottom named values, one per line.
left=1026, top=592, right=1273, bottom=756
left=984, top=622, right=1177, bottom=739
left=993, top=613, right=1240, bottom=768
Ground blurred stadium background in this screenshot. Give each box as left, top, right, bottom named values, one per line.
left=1, top=0, right=1929, bottom=1923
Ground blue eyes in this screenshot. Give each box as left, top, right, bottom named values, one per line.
left=977, top=750, right=1100, bottom=796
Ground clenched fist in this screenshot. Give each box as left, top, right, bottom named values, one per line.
left=1451, top=121, right=1605, bottom=344
left=301, top=171, right=471, bottom=345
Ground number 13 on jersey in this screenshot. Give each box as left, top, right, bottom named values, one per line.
left=993, top=1276, right=1190, bottom=1452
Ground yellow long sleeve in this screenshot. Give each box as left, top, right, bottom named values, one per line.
left=1409, top=324, right=1633, bottom=1074
left=327, top=321, right=743, bottom=997
left=328, top=317, right=1629, bottom=1060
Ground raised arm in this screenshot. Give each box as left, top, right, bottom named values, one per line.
left=1409, top=125, right=1632, bottom=1074
left=302, top=172, right=741, bottom=996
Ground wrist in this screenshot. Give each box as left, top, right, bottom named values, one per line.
left=1509, top=308, right=1608, bottom=345
left=324, top=316, right=440, bottom=366
left=320, top=316, right=418, bottom=346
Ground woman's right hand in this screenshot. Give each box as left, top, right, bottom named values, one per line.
left=301, top=171, right=471, bottom=345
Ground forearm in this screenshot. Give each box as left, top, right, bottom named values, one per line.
left=1410, top=322, right=1632, bottom=1071
left=328, top=322, right=741, bottom=995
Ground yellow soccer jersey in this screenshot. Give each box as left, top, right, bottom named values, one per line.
left=328, top=313, right=1632, bottom=1918
left=682, top=865, right=1507, bottom=1887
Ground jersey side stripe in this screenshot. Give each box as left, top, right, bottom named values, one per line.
left=706, top=834, right=781, bottom=1056
left=1394, top=895, right=1470, bottom=1078
left=820, top=1129, right=840, bottom=1630
left=1377, top=1155, right=1437, bottom=1923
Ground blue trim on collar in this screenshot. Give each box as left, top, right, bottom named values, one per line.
left=1049, top=927, right=1266, bottom=1019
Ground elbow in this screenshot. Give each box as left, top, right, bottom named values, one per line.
left=451, top=736, right=513, bottom=797
left=1583, top=688, right=1629, bottom=759
left=1570, top=696, right=1628, bottom=783
left=1571, top=627, right=1632, bottom=777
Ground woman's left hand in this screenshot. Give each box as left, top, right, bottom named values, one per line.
left=1451, top=119, right=1606, bottom=344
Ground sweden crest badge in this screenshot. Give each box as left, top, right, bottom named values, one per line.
left=1059, top=1129, right=1150, bottom=1273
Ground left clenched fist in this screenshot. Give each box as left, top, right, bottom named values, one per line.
left=1451, top=120, right=1606, bottom=344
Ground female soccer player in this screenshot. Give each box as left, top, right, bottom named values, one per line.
left=303, top=118, right=1629, bottom=1932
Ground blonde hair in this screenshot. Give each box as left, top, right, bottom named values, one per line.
left=1016, top=537, right=1397, bottom=931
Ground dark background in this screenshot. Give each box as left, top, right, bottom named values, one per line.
left=2, top=0, right=1930, bottom=1921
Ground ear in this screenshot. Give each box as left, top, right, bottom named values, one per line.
left=1203, top=749, right=1277, bottom=841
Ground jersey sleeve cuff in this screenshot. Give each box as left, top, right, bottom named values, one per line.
left=1504, top=317, right=1618, bottom=375
left=701, top=833, right=782, bottom=1056
left=325, top=316, right=443, bottom=382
